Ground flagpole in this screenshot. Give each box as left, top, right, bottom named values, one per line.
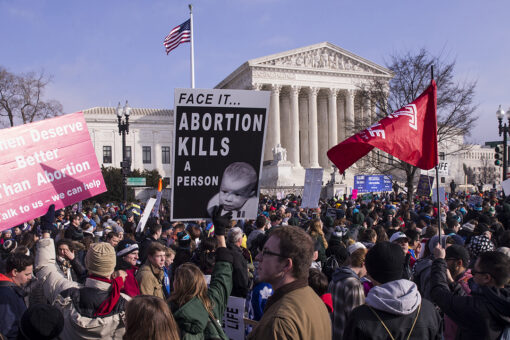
left=189, top=4, right=195, bottom=89
left=431, top=66, right=443, bottom=245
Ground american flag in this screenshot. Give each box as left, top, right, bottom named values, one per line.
left=164, top=19, right=191, bottom=54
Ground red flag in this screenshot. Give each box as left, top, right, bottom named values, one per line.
left=327, top=80, right=437, bottom=173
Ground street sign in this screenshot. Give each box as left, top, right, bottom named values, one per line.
left=127, top=177, right=146, bottom=186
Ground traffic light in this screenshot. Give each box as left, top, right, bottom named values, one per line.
left=495, top=145, right=502, bottom=166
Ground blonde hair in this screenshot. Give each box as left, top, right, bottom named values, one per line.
left=170, top=263, right=213, bottom=314
left=308, top=219, right=328, bottom=249
left=165, top=247, right=176, bottom=257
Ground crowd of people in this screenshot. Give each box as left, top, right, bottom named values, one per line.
left=0, top=188, right=510, bottom=339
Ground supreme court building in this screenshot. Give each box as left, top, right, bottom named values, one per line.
left=216, top=42, right=392, bottom=187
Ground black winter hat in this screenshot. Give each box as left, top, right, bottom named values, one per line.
left=19, top=304, right=64, bottom=340
left=365, top=242, right=404, bottom=284
left=177, top=231, right=191, bottom=249
left=445, top=244, right=470, bottom=267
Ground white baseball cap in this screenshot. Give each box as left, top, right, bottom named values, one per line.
left=347, top=242, right=366, bottom=255
left=389, top=231, right=409, bottom=243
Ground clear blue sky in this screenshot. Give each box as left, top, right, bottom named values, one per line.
left=1, top=0, right=509, bottom=144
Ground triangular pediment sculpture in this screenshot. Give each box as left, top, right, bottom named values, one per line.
left=248, top=42, right=390, bottom=76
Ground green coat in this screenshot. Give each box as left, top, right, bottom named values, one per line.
left=172, top=252, right=233, bottom=340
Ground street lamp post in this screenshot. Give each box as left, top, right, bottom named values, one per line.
left=117, top=101, right=131, bottom=202
left=496, top=105, right=509, bottom=181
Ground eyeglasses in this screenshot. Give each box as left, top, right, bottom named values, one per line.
left=261, top=248, right=286, bottom=258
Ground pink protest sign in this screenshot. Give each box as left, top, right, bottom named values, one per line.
left=351, top=189, right=358, bottom=200
left=0, top=112, right=106, bottom=230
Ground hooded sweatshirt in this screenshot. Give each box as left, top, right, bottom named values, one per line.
left=343, top=279, right=442, bottom=340
left=365, top=279, right=421, bottom=315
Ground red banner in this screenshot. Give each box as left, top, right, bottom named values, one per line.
left=328, top=81, right=438, bottom=173
left=0, top=112, right=106, bottom=230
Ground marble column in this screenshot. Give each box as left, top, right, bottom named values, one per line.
left=317, top=93, right=328, bottom=168
left=154, top=132, right=161, bottom=171
left=337, top=93, right=345, bottom=142
left=363, top=97, right=371, bottom=126
left=265, top=84, right=281, bottom=161
left=280, top=91, right=291, bottom=152
left=327, top=88, right=338, bottom=149
left=289, top=85, right=301, bottom=167
left=345, top=89, right=355, bottom=137
left=299, top=95, right=309, bottom=167
left=308, top=87, right=320, bottom=168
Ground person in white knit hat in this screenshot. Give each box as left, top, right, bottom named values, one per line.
left=36, top=232, right=130, bottom=340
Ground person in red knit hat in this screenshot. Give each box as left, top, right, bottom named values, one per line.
left=115, top=239, right=141, bottom=297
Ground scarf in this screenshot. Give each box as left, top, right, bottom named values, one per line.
left=89, top=275, right=124, bottom=317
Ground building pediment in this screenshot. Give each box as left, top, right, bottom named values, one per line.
left=216, top=42, right=392, bottom=89
left=249, top=42, right=392, bottom=76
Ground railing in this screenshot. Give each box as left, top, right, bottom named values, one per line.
left=259, top=186, right=305, bottom=197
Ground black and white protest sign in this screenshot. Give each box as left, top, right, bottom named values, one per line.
left=171, top=89, right=270, bottom=220
left=221, top=296, right=245, bottom=340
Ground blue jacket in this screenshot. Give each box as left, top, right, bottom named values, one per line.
left=0, top=274, right=26, bottom=340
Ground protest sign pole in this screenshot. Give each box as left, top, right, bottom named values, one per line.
left=431, top=66, right=442, bottom=244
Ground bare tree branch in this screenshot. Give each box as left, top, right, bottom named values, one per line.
left=0, top=66, right=62, bottom=127
left=357, top=49, right=478, bottom=201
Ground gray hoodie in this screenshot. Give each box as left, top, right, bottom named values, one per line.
left=365, top=279, right=421, bottom=315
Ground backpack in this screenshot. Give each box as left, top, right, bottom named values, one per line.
left=322, top=255, right=339, bottom=281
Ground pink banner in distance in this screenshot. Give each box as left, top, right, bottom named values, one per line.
left=0, top=112, right=106, bottom=231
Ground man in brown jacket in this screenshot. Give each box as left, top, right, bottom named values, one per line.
left=136, top=242, right=167, bottom=299
left=248, top=226, right=331, bottom=340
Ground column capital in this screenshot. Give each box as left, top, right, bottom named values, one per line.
left=271, top=84, right=282, bottom=94
left=308, top=86, right=319, bottom=97
left=290, top=85, right=301, bottom=96
left=327, top=88, right=339, bottom=98
left=251, top=83, right=263, bottom=91
left=346, top=88, right=356, bottom=99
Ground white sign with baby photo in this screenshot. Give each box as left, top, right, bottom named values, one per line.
left=171, top=88, right=270, bottom=220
